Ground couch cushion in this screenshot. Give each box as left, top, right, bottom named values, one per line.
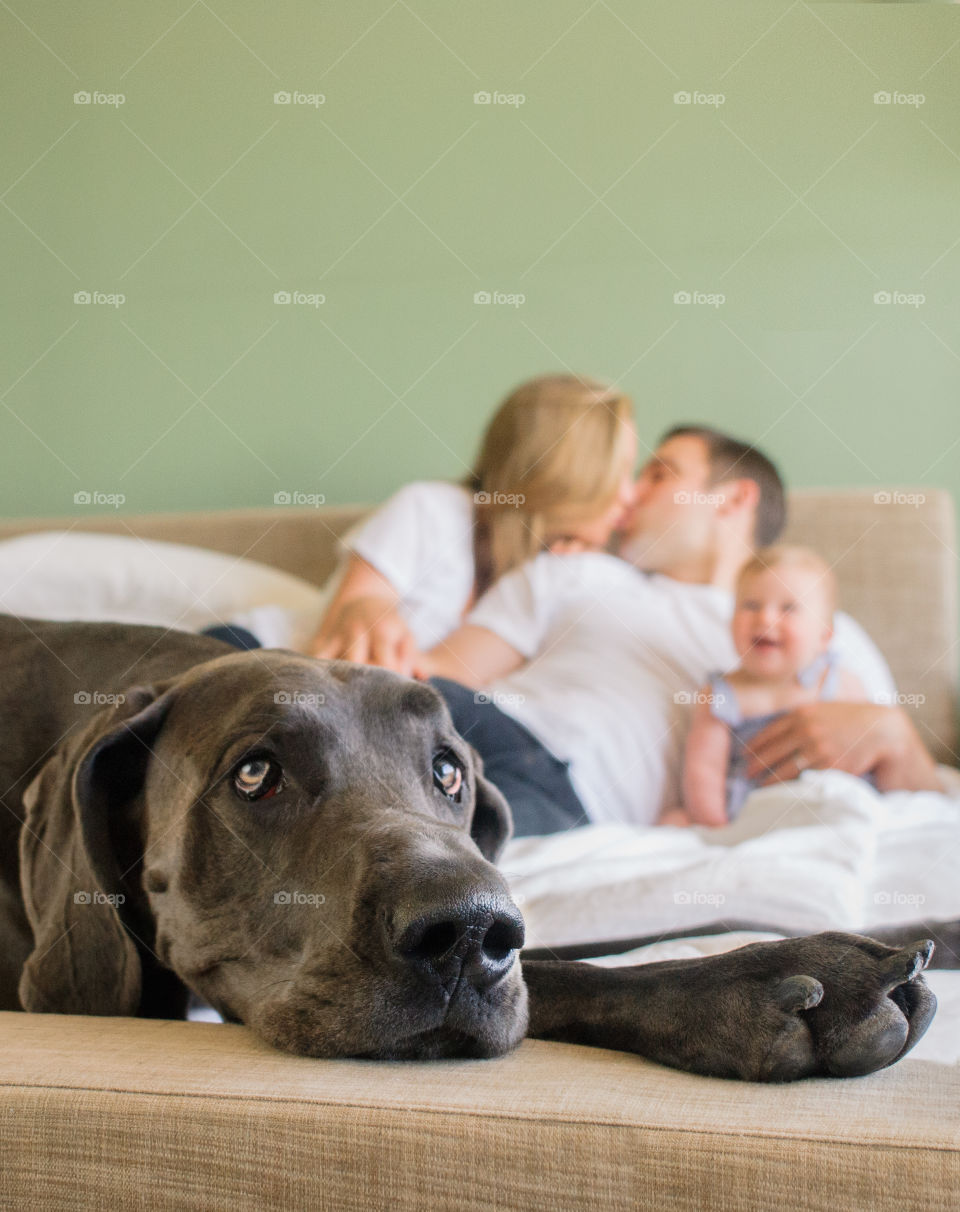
left=1, top=1011, right=957, bottom=1210
left=784, top=489, right=958, bottom=762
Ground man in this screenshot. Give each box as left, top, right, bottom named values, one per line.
left=421, top=426, right=942, bottom=835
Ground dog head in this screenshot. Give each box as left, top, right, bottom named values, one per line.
left=18, top=651, right=527, bottom=1059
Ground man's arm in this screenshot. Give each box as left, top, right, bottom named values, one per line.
left=418, top=553, right=565, bottom=688
left=744, top=702, right=942, bottom=792
left=418, top=624, right=525, bottom=689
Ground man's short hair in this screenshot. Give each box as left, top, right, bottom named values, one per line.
left=659, top=424, right=786, bottom=546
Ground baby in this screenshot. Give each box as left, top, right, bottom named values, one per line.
left=661, top=545, right=866, bottom=828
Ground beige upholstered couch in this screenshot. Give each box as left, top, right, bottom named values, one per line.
left=1, top=490, right=959, bottom=1210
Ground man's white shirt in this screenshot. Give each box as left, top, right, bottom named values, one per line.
left=468, top=552, right=896, bottom=827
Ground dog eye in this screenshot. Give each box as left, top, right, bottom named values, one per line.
left=433, top=753, right=464, bottom=802
left=233, top=756, right=284, bottom=802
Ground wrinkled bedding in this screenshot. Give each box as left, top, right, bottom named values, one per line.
left=502, top=770, right=960, bottom=949
left=501, top=770, right=960, bottom=1064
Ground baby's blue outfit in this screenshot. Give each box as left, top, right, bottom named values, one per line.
left=707, top=654, right=855, bottom=820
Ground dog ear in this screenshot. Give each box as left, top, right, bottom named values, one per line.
left=18, top=684, right=175, bottom=1016
left=468, top=748, right=513, bottom=863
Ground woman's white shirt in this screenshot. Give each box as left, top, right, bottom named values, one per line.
left=339, top=480, right=477, bottom=650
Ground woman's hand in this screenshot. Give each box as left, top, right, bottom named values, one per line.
left=311, top=595, right=420, bottom=676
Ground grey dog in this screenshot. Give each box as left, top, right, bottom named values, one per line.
left=0, top=616, right=940, bottom=1081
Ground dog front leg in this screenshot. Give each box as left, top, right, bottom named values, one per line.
left=521, top=931, right=936, bottom=1081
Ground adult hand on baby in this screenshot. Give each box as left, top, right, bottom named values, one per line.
left=744, top=702, right=941, bottom=792
left=311, top=596, right=420, bottom=677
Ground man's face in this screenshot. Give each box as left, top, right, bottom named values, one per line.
left=619, top=435, right=721, bottom=571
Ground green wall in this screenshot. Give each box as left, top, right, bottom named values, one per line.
left=2, top=1, right=959, bottom=517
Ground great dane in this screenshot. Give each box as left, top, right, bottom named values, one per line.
left=0, top=616, right=940, bottom=1080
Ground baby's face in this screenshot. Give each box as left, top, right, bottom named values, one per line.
left=732, top=564, right=833, bottom=679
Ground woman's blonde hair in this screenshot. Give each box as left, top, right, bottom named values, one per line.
left=469, top=374, right=635, bottom=594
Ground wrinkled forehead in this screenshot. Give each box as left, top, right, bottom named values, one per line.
left=166, top=652, right=456, bottom=759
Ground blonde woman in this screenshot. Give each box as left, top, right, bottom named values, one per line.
left=311, top=374, right=638, bottom=674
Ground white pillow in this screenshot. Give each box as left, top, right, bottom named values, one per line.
left=0, top=531, right=325, bottom=650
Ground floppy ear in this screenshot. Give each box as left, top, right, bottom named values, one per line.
left=468, top=749, right=513, bottom=864
left=18, top=685, right=175, bottom=1016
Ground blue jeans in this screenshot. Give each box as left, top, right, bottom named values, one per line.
left=430, top=678, right=587, bottom=838
left=201, top=624, right=263, bottom=651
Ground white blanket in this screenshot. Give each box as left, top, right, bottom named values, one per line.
left=501, top=774, right=960, bottom=1067
left=501, top=770, right=960, bottom=951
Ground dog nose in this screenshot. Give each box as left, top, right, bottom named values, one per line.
left=391, top=891, right=525, bottom=991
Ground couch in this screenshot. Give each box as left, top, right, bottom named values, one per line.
left=1, top=489, right=959, bottom=1210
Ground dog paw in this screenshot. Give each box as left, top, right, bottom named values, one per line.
left=753, top=933, right=936, bottom=1081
